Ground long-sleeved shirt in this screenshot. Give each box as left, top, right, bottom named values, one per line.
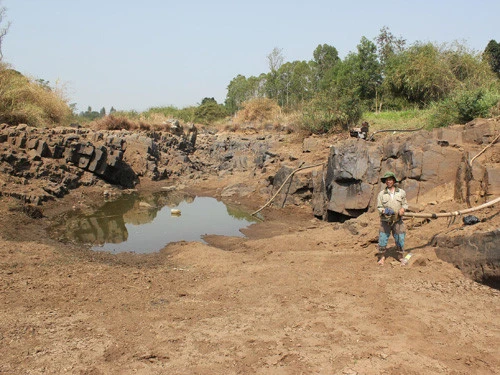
left=377, top=187, right=408, bottom=216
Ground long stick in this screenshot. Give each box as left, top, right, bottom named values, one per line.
left=469, top=132, right=500, bottom=166
left=403, top=196, right=500, bottom=218
left=251, top=162, right=324, bottom=216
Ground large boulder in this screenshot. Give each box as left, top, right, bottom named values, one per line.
left=312, top=120, right=500, bottom=220
left=433, top=229, right=500, bottom=283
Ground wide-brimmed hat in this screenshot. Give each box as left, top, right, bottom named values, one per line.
left=381, top=171, right=399, bottom=183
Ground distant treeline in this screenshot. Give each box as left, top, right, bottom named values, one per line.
left=71, top=28, right=500, bottom=132
left=1, top=15, right=499, bottom=132
left=223, top=28, right=500, bottom=131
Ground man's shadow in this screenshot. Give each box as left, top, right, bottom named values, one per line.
left=375, top=245, right=403, bottom=263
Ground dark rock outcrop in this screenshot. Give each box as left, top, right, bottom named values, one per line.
left=311, top=120, right=500, bottom=220
left=0, top=122, right=200, bottom=203
left=432, top=229, right=500, bottom=285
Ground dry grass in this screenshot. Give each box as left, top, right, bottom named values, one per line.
left=223, top=97, right=306, bottom=134
left=90, top=115, right=135, bottom=131
left=90, top=113, right=193, bottom=133
left=490, top=102, right=500, bottom=117
left=232, top=98, right=281, bottom=126
left=0, top=65, right=72, bottom=127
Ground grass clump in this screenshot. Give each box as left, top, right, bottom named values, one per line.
left=362, top=109, right=431, bottom=131
left=90, top=115, right=136, bottom=131
left=90, top=112, right=193, bottom=133
left=0, top=63, right=72, bottom=127
left=232, top=98, right=281, bottom=126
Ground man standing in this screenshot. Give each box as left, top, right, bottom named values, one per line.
left=376, top=172, right=408, bottom=265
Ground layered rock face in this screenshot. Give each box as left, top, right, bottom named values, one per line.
left=0, top=118, right=498, bottom=283
left=304, top=118, right=498, bottom=284
left=0, top=122, right=280, bottom=205
left=0, top=123, right=198, bottom=204
left=311, top=119, right=500, bottom=220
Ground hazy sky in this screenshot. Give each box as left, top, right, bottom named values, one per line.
left=2, top=0, right=499, bottom=113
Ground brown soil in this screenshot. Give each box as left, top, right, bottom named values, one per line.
left=1, top=131, right=499, bottom=375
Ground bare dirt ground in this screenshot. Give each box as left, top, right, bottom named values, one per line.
left=1, top=131, right=499, bottom=375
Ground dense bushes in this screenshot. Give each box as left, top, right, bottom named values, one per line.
left=301, top=91, right=362, bottom=134
left=428, top=87, right=500, bottom=127
left=194, top=98, right=227, bottom=124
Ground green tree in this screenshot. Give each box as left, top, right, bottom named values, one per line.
left=200, top=97, right=217, bottom=105
left=313, top=44, right=339, bottom=75
left=484, top=40, right=500, bottom=77
left=194, top=98, right=227, bottom=124
left=275, top=60, right=316, bottom=108
left=225, top=75, right=251, bottom=114
left=355, top=37, right=381, bottom=102
left=329, top=37, right=381, bottom=111
left=265, top=47, right=285, bottom=100
left=312, top=44, right=340, bottom=90
left=384, top=42, right=456, bottom=106
left=374, top=26, right=406, bottom=110
left=289, top=60, right=316, bottom=106
left=375, top=26, right=406, bottom=68
left=225, top=74, right=267, bottom=114
left=79, top=106, right=101, bottom=121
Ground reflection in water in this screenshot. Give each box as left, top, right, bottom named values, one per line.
left=50, top=191, right=257, bottom=254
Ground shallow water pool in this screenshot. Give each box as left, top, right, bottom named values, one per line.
left=50, top=191, right=258, bottom=254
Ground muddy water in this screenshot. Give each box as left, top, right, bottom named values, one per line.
left=50, top=191, right=258, bottom=253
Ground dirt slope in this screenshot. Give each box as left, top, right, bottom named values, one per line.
left=0, top=128, right=499, bottom=375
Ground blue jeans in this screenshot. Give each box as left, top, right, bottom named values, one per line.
left=379, top=220, right=406, bottom=249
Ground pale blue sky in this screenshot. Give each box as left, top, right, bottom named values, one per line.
left=2, top=0, right=499, bottom=113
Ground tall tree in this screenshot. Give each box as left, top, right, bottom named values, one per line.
left=374, top=26, right=406, bottom=110
left=267, top=47, right=284, bottom=72
left=313, top=44, right=339, bottom=78
left=0, top=2, right=10, bottom=60
left=330, top=37, right=381, bottom=111
left=312, top=44, right=340, bottom=92
left=384, top=42, right=457, bottom=106
left=375, top=26, right=406, bottom=68
left=275, top=60, right=315, bottom=108
left=266, top=47, right=285, bottom=100
left=225, top=75, right=251, bottom=114
left=356, top=37, right=381, bottom=101
left=484, top=40, right=500, bottom=77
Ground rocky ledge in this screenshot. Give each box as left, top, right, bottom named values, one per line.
left=0, top=118, right=498, bottom=284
